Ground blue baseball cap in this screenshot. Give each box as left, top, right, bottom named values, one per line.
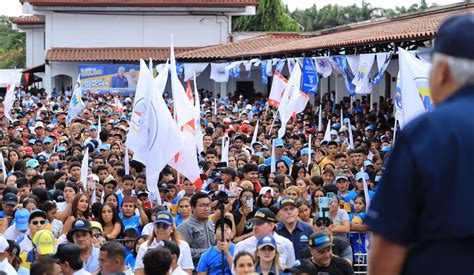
left=26, top=159, right=40, bottom=169
left=309, top=230, right=334, bottom=251
left=300, top=148, right=310, bottom=156
left=274, top=138, right=284, bottom=147
left=43, top=137, right=53, bottom=144
left=28, top=139, right=37, bottom=145
left=365, top=125, right=376, bottom=132
left=99, top=144, right=110, bottom=151
left=89, top=125, right=98, bottom=131
left=154, top=211, right=173, bottom=225
left=432, top=14, right=474, bottom=60
left=14, top=209, right=30, bottom=231
left=257, top=235, right=277, bottom=250
left=364, top=160, right=374, bottom=168
left=381, top=146, right=392, bottom=152
left=56, top=146, right=67, bottom=152
left=355, top=172, right=370, bottom=181
left=332, top=123, right=341, bottom=131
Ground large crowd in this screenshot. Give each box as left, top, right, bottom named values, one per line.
left=0, top=86, right=396, bottom=275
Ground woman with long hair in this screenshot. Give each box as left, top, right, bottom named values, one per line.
left=295, top=177, right=311, bottom=204
left=8, top=149, right=20, bottom=170
left=103, top=192, right=120, bottom=212
left=310, top=187, right=326, bottom=217
left=98, top=202, right=122, bottom=239
left=232, top=188, right=256, bottom=238
left=134, top=211, right=193, bottom=275
left=275, top=160, right=289, bottom=175
left=61, top=193, right=91, bottom=235
left=254, top=235, right=285, bottom=275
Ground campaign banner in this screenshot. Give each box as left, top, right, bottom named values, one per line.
left=79, top=64, right=141, bottom=95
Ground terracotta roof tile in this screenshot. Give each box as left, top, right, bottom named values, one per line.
left=21, top=0, right=258, bottom=7
left=45, top=47, right=201, bottom=62
left=177, top=33, right=311, bottom=60
left=11, top=16, right=45, bottom=25
left=250, top=7, right=474, bottom=56
left=178, top=5, right=473, bottom=60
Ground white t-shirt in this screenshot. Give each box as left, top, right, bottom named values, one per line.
left=332, top=208, right=350, bottom=241
left=134, top=239, right=194, bottom=271
left=51, top=219, right=64, bottom=238
left=0, top=257, right=17, bottom=275
left=141, top=222, right=154, bottom=236
left=3, top=224, right=26, bottom=241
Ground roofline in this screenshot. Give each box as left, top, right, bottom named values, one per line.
left=20, top=0, right=258, bottom=7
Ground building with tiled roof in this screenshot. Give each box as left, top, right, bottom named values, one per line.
left=14, top=0, right=258, bottom=93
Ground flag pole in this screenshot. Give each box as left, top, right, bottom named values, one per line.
left=268, top=110, right=278, bottom=135
left=393, top=119, right=398, bottom=145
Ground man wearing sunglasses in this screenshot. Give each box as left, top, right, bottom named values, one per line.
left=66, top=218, right=100, bottom=273
left=17, top=210, right=48, bottom=254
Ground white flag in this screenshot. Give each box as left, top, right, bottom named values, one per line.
left=398, top=48, right=432, bottom=128
left=277, top=63, right=310, bottom=139
left=147, top=62, right=181, bottom=204
left=66, top=75, right=86, bottom=124
left=0, top=152, right=7, bottom=181
left=340, top=108, right=344, bottom=125
left=361, top=168, right=371, bottom=212
left=307, top=134, right=312, bottom=170
left=184, top=63, right=209, bottom=81
left=80, top=149, right=89, bottom=187
left=268, top=71, right=288, bottom=107
left=250, top=120, right=259, bottom=153
left=318, top=105, right=323, bottom=132
left=210, top=63, right=230, bottom=83
left=126, top=59, right=150, bottom=155
left=193, top=73, right=205, bottom=154
left=352, top=54, right=375, bottom=95
left=97, top=115, right=101, bottom=136
left=323, top=119, right=332, bottom=142
left=347, top=120, right=354, bottom=149
left=169, top=37, right=201, bottom=184
left=270, top=139, right=276, bottom=173
left=314, top=57, right=333, bottom=78
left=3, top=79, right=15, bottom=122
left=221, top=136, right=229, bottom=164
left=124, top=145, right=130, bottom=175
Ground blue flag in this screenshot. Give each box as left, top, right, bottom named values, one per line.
left=261, top=60, right=268, bottom=84
left=275, top=59, right=286, bottom=74
left=331, top=56, right=356, bottom=96
left=302, top=58, right=318, bottom=94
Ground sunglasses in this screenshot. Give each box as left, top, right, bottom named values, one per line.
left=31, top=220, right=46, bottom=226
left=155, top=223, right=170, bottom=230
left=94, top=233, right=103, bottom=238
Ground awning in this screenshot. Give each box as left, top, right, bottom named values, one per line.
left=22, top=63, right=45, bottom=74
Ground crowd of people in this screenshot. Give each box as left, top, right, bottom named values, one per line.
left=0, top=86, right=396, bottom=275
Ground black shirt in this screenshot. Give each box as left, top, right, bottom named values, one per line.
left=232, top=208, right=255, bottom=235
left=299, top=238, right=351, bottom=260
left=305, top=256, right=354, bottom=275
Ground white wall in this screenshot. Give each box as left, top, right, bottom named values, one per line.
left=47, top=13, right=230, bottom=49
left=24, top=27, right=45, bottom=67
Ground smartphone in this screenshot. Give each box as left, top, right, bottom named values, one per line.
left=247, top=198, right=254, bottom=212
left=87, top=176, right=95, bottom=189
left=200, top=173, right=208, bottom=181
left=144, top=201, right=152, bottom=210
left=216, top=162, right=227, bottom=169
left=318, top=197, right=329, bottom=218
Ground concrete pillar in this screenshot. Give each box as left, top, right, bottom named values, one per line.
left=44, top=63, right=52, bottom=96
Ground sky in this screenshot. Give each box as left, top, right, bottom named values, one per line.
left=1, top=0, right=464, bottom=16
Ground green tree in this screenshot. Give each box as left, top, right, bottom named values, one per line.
left=233, top=0, right=300, bottom=32
left=0, top=16, right=26, bottom=69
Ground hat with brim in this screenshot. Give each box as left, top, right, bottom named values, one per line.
left=33, top=230, right=57, bottom=255
left=155, top=211, right=173, bottom=225
left=249, top=208, right=277, bottom=224
left=66, top=218, right=92, bottom=243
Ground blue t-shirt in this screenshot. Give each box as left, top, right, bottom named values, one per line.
left=119, top=213, right=142, bottom=235
left=196, top=244, right=235, bottom=275
left=349, top=212, right=367, bottom=263
left=124, top=253, right=136, bottom=270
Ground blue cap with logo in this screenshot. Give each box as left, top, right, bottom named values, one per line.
left=154, top=211, right=173, bottom=225
left=43, top=137, right=53, bottom=144
left=56, top=146, right=67, bottom=152
left=257, top=235, right=277, bottom=250
left=274, top=138, right=284, bottom=147
left=308, top=230, right=334, bottom=251
left=14, top=209, right=30, bottom=231
left=26, top=159, right=40, bottom=169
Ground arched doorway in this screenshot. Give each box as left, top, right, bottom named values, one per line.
left=52, top=74, right=73, bottom=94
